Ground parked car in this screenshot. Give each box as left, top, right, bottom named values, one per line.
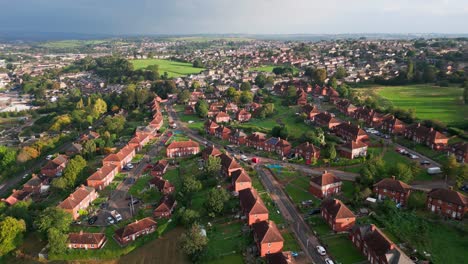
left=107, top=216, right=115, bottom=225
left=87, top=215, right=98, bottom=225
left=460, top=185, right=468, bottom=192
left=128, top=199, right=140, bottom=206
left=291, top=252, right=299, bottom=257
left=316, top=246, right=326, bottom=256
left=251, top=157, right=260, bottom=163
left=111, top=210, right=123, bottom=222
left=420, top=160, right=431, bottom=165
left=240, top=155, right=248, bottom=161
left=308, top=208, right=321, bottom=215
left=126, top=163, right=134, bottom=169
left=427, top=167, right=442, bottom=174
left=409, top=154, right=419, bottom=159
left=325, top=258, right=334, bottom=264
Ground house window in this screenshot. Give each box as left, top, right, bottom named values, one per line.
left=268, top=243, right=271, bottom=247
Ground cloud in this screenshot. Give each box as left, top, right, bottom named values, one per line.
left=0, top=0, right=466, bottom=34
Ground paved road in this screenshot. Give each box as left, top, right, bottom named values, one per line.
left=257, top=167, right=325, bottom=264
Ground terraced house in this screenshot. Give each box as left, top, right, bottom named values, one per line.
left=426, top=188, right=467, bottom=220
left=321, top=198, right=356, bottom=232
left=68, top=231, right=107, bottom=250
left=404, top=123, right=448, bottom=150
left=294, top=142, right=320, bottom=165
left=114, top=217, right=157, bottom=245
left=373, top=176, right=411, bottom=206
left=309, top=171, right=342, bottom=198
left=166, top=140, right=200, bottom=158
left=58, top=185, right=98, bottom=220
left=252, top=220, right=284, bottom=257
left=239, top=188, right=269, bottom=225
left=86, top=164, right=119, bottom=190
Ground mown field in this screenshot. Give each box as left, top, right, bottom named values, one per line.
left=38, top=40, right=108, bottom=48
left=250, top=65, right=299, bottom=74
left=131, top=59, right=205, bottom=78
left=373, top=84, right=467, bottom=126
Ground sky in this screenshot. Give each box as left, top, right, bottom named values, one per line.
left=0, top=0, right=467, bottom=35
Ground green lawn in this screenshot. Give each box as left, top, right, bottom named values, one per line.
left=131, top=59, right=205, bottom=78
left=381, top=148, right=432, bottom=181
left=321, top=234, right=366, bottom=264
left=204, top=220, right=249, bottom=262
left=374, top=84, right=467, bottom=126
left=38, top=39, right=107, bottom=48
left=250, top=65, right=300, bottom=74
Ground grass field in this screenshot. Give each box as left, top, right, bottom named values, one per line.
left=166, top=36, right=254, bottom=42
left=373, top=84, right=467, bottom=126
left=131, top=59, right=205, bottom=78
left=38, top=40, right=107, bottom=48
left=250, top=65, right=300, bottom=74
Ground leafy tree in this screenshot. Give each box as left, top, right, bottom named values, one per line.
left=406, top=61, right=415, bottom=81
left=329, top=77, right=338, bottom=89
left=204, top=156, right=221, bottom=177
left=48, top=227, right=68, bottom=255
left=422, top=65, right=436, bottom=83
left=443, top=154, right=459, bottom=181
left=181, top=175, right=202, bottom=197
left=135, top=87, right=149, bottom=107
left=390, top=163, right=414, bottom=183
left=195, top=100, right=209, bottom=118
left=82, top=140, right=96, bottom=159
left=103, top=115, right=126, bottom=134
left=407, top=191, right=426, bottom=210
left=193, top=58, right=203, bottom=68
left=191, top=81, right=201, bottom=90
left=76, top=98, right=84, bottom=109
left=49, top=114, right=72, bottom=131
left=34, top=207, right=73, bottom=235
left=179, top=224, right=208, bottom=261
left=335, top=67, right=347, bottom=79
left=52, top=155, right=87, bottom=190
left=255, top=74, right=267, bottom=88
left=313, top=68, right=327, bottom=85
left=178, top=89, right=191, bottom=104
left=271, top=125, right=288, bottom=139
left=240, top=91, right=253, bottom=104
left=240, top=82, right=251, bottom=91
left=456, top=164, right=467, bottom=188
left=178, top=208, right=200, bottom=227
left=0, top=217, right=26, bottom=257
left=91, top=98, right=108, bottom=119
left=206, top=187, right=230, bottom=216
left=0, top=146, right=17, bottom=173
left=324, top=143, right=337, bottom=160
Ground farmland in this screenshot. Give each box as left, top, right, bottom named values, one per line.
left=130, top=59, right=205, bottom=78
left=372, top=84, right=467, bottom=126
left=38, top=40, right=108, bottom=48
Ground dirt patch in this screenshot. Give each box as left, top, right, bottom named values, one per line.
left=118, top=227, right=189, bottom=264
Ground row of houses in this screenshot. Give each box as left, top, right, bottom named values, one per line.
left=59, top=98, right=164, bottom=220
left=202, top=146, right=291, bottom=261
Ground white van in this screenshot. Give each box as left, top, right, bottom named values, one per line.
left=427, top=167, right=442, bottom=174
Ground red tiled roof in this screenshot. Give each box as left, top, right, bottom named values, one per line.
left=321, top=198, right=355, bottom=219
left=428, top=188, right=468, bottom=206
left=87, top=164, right=119, bottom=181
left=252, top=220, right=284, bottom=244
left=68, top=232, right=105, bottom=245
left=239, top=188, right=269, bottom=215
left=374, top=177, right=411, bottom=193
left=167, top=140, right=199, bottom=149
left=115, top=217, right=156, bottom=238
left=310, top=171, right=341, bottom=186
left=58, top=185, right=95, bottom=210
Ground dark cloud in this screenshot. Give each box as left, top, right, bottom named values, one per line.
left=0, top=0, right=466, bottom=34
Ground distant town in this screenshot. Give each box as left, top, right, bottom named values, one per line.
left=0, top=36, right=466, bottom=264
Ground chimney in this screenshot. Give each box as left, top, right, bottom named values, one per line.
left=370, top=224, right=376, bottom=231
left=334, top=199, right=339, bottom=205
left=430, top=127, right=433, bottom=132
left=323, top=170, right=327, bottom=174
left=417, top=123, right=420, bottom=127
left=79, top=230, right=83, bottom=235
left=391, top=176, right=396, bottom=180
left=448, top=186, right=453, bottom=191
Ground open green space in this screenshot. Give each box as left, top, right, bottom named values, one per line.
left=165, top=36, right=254, bottom=42
left=131, top=59, right=205, bottom=78
left=373, top=84, right=467, bottom=126
left=38, top=40, right=108, bottom=49
left=204, top=220, right=250, bottom=262
left=321, top=234, right=366, bottom=264
left=250, top=65, right=300, bottom=74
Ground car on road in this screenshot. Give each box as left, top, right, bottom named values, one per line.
left=308, top=208, right=321, bottom=215
left=87, top=215, right=98, bottom=225
left=107, top=216, right=115, bottom=225
left=22, top=173, right=29, bottom=179
left=291, top=252, right=299, bottom=257
left=325, top=258, right=334, bottom=264
left=409, top=154, right=419, bottom=159
left=126, top=163, right=134, bottom=169
left=461, top=185, right=468, bottom=193
left=240, top=155, right=248, bottom=161
left=251, top=157, right=260, bottom=163
left=316, top=245, right=326, bottom=256
left=128, top=199, right=140, bottom=206
left=46, top=154, right=53, bottom=160
left=420, top=160, right=431, bottom=165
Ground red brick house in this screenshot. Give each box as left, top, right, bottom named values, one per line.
left=404, top=123, right=448, bottom=150
left=149, top=178, right=175, bottom=195
left=265, top=137, right=292, bottom=157
left=58, top=185, right=98, bottom=220
left=215, top=111, right=230, bottom=123
left=114, top=217, right=157, bottom=245
left=266, top=252, right=296, bottom=264
left=295, top=142, right=320, bottom=165
left=225, top=103, right=239, bottom=113
left=150, top=111, right=164, bottom=131
left=296, top=89, right=308, bottom=105
left=229, top=129, right=247, bottom=145
left=184, top=105, right=195, bottom=115
left=334, top=122, right=369, bottom=143
left=239, top=188, right=269, bottom=225
left=350, top=224, right=413, bottom=264
left=236, top=109, right=252, bottom=122
left=380, top=115, right=406, bottom=135
left=23, top=174, right=45, bottom=194
left=426, top=188, right=467, bottom=220
left=215, top=125, right=232, bottom=140
left=150, top=160, right=169, bottom=177
left=79, top=131, right=100, bottom=143
left=448, top=142, right=468, bottom=163
left=68, top=231, right=107, bottom=250
left=373, top=176, right=411, bottom=206
left=321, top=198, right=356, bottom=232
left=232, top=169, right=252, bottom=193
left=220, top=153, right=242, bottom=177
left=2, top=189, right=32, bottom=206
left=102, top=145, right=136, bottom=170
left=41, top=155, right=69, bottom=177
left=309, top=171, right=342, bottom=198
left=128, top=132, right=152, bottom=152
left=252, top=220, right=284, bottom=257
left=335, top=99, right=357, bottom=116
left=65, top=143, right=83, bottom=156
left=202, top=145, right=222, bottom=160
left=353, top=107, right=385, bottom=127
left=87, top=164, right=119, bottom=190
left=166, top=140, right=200, bottom=158
left=302, top=104, right=320, bottom=120
left=204, top=120, right=219, bottom=135
left=339, top=140, right=368, bottom=159
left=153, top=196, right=177, bottom=218
left=314, top=112, right=341, bottom=129
left=246, top=132, right=267, bottom=150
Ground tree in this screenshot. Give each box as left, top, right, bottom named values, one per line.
left=193, top=58, right=203, bottom=68
left=240, top=82, right=251, bottom=91
left=52, top=155, right=87, bottom=190
left=390, top=163, right=414, bottom=183
left=91, top=98, right=108, bottom=119
left=206, top=187, right=230, bottom=216
left=0, top=146, right=16, bottom=173
left=82, top=140, right=96, bottom=159
left=204, top=156, right=221, bottom=177
left=271, top=125, right=288, bottom=139
left=463, top=84, right=468, bottom=104
left=179, top=224, right=208, bottom=261
left=422, top=66, right=436, bottom=83
left=147, top=52, right=155, bottom=59
left=181, top=175, right=202, bottom=196
left=178, top=89, right=191, bottom=104
left=48, top=227, right=68, bottom=255
left=335, top=67, right=347, bottom=79
left=0, top=217, right=26, bottom=257
left=329, top=77, right=338, bottom=89
left=456, top=164, right=467, bottom=188
left=255, top=74, right=267, bottom=88
left=313, top=68, right=327, bottom=85
left=407, top=191, right=427, bottom=210
left=76, top=98, right=84, bottom=109
left=324, top=143, right=337, bottom=160
left=103, top=115, right=126, bottom=134
left=35, top=207, right=73, bottom=235
left=443, top=154, right=459, bottom=181
left=406, top=61, right=414, bottom=81
left=240, top=91, right=253, bottom=104
left=195, top=100, right=209, bottom=118
left=135, top=87, right=149, bottom=107
left=191, top=81, right=201, bottom=90
left=179, top=208, right=200, bottom=227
